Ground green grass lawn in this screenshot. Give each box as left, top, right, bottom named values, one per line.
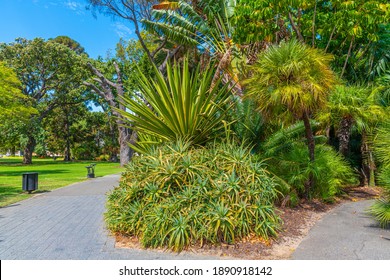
left=0, top=156, right=125, bottom=207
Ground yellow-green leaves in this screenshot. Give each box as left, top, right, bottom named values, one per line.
left=0, top=63, right=36, bottom=126
left=245, top=39, right=335, bottom=119
left=118, top=57, right=233, bottom=151
left=105, top=141, right=281, bottom=252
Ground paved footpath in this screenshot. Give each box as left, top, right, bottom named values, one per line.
left=0, top=174, right=215, bottom=260
left=292, top=199, right=390, bottom=260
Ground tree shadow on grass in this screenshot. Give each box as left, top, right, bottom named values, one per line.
left=0, top=169, right=69, bottom=177
left=0, top=158, right=100, bottom=167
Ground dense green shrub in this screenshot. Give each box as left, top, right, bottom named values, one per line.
left=96, top=154, right=110, bottom=161
left=369, top=166, right=390, bottom=228
left=106, top=141, right=281, bottom=252
left=369, top=121, right=390, bottom=228
left=262, top=123, right=358, bottom=202
left=227, top=97, right=264, bottom=151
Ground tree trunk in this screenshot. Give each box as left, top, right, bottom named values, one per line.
left=337, top=116, right=353, bottom=156
left=361, top=131, right=376, bottom=187
left=23, top=136, right=36, bottom=164
left=302, top=111, right=315, bottom=198
left=119, top=127, right=136, bottom=166
left=63, top=114, right=71, bottom=161
left=64, top=140, right=71, bottom=161
left=84, top=62, right=136, bottom=166
left=340, top=36, right=355, bottom=79
left=109, top=122, right=119, bottom=162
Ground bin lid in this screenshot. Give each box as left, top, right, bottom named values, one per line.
left=22, top=172, right=38, bottom=175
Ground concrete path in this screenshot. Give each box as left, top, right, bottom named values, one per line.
left=292, top=200, right=390, bottom=260
left=0, top=174, right=215, bottom=260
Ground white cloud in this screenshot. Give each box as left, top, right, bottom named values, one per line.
left=64, top=1, right=85, bottom=15
left=113, top=23, right=133, bottom=39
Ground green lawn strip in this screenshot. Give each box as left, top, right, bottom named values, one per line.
left=0, top=157, right=124, bottom=207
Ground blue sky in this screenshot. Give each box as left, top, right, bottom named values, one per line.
left=0, top=0, right=136, bottom=58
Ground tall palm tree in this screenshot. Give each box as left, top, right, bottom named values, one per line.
left=319, top=85, right=384, bottom=156
left=245, top=39, right=336, bottom=196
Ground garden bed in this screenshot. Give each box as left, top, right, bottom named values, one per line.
left=115, top=186, right=381, bottom=259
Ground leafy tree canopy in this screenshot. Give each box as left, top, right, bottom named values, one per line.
left=0, top=62, right=36, bottom=127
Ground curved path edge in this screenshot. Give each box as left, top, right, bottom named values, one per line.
left=292, top=199, right=390, bottom=260
left=0, top=174, right=216, bottom=260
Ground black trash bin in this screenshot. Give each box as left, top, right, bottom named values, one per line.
left=85, top=164, right=96, bottom=178
left=22, top=172, right=38, bottom=193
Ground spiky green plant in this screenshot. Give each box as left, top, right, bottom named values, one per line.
left=227, top=97, right=264, bottom=150
left=105, top=140, right=281, bottom=252
left=262, top=122, right=358, bottom=202
left=118, top=57, right=233, bottom=152
left=369, top=120, right=390, bottom=228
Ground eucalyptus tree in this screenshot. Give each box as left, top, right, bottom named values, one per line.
left=87, top=0, right=170, bottom=67
left=83, top=57, right=138, bottom=166
left=245, top=39, right=336, bottom=196
left=83, top=32, right=160, bottom=165
left=0, top=38, right=88, bottom=164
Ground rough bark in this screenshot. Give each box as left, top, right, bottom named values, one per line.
left=119, top=128, right=137, bottom=166
left=23, top=136, right=36, bottom=165
left=361, top=131, right=376, bottom=187
left=302, top=111, right=315, bottom=198
left=109, top=122, right=119, bottom=162
left=83, top=62, right=134, bottom=166
left=337, top=116, right=353, bottom=156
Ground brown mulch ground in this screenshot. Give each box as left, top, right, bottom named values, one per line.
left=115, top=186, right=382, bottom=259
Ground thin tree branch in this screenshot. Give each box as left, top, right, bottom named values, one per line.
left=341, top=36, right=355, bottom=79
left=86, top=62, right=117, bottom=88
left=151, top=38, right=167, bottom=58
left=312, top=0, right=318, bottom=47
left=288, top=12, right=304, bottom=42
left=158, top=46, right=182, bottom=72
left=325, top=26, right=336, bottom=53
